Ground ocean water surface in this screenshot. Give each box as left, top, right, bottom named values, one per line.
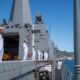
left=64, top=60, right=75, bottom=80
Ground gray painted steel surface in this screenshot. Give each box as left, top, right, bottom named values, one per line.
left=34, top=23, right=49, bottom=52
left=74, top=0, right=80, bottom=80
left=9, top=0, right=32, bottom=25
left=4, top=0, right=32, bottom=60
left=0, top=61, right=50, bottom=80
left=0, top=0, right=55, bottom=80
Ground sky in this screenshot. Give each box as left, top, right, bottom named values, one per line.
left=0, top=0, right=74, bottom=52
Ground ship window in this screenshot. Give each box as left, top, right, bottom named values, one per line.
left=34, top=40, right=39, bottom=42
left=15, top=24, right=19, bottom=28
left=19, top=26, right=22, bottom=28
left=32, top=30, right=40, bottom=33
left=3, top=33, right=19, bottom=61
left=46, top=30, right=48, bottom=33
left=24, top=24, right=32, bottom=28
left=24, top=24, right=28, bottom=28
left=6, top=26, right=9, bottom=28
left=40, top=34, right=43, bottom=36
left=11, top=26, right=14, bottom=28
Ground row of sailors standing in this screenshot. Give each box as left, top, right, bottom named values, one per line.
left=0, top=26, right=48, bottom=61
left=23, top=39, right=48, bottom=61
left=37, top=49, right=48, bottom=61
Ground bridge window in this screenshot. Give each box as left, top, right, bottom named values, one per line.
left=11, top=26, right=14, bottom=28
left=6, top=26, right=9, bottom=28
left=32, top=30, right=40, bottom=33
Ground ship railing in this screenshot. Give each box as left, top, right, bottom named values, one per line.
left=61, top=61, right=73, bottom=80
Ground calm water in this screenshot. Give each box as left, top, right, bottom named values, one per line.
left=64, top=60, right=75, bottom=80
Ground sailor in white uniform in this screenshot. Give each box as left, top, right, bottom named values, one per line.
left=38, top=49, right=42, bottom=60
left=32, top=46, right=36, bottom=60
left=41, top=51, right=48, bottom=60
left=23, top=39, right=28, bottom=60
left=0, top=27, right=4, bottom=61
left=44, top=52, right=48, bottom=60
left=57, top=61, right=62, bottom=70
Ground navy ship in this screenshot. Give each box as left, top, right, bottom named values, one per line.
left=0, top=0, right=77, bottom=80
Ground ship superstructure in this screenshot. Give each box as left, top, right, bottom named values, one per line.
left=0, top=0, right=55, bottom=80
left=0, top=0, right=76, bottom=80
left=4, top=0, right=32, bottom=60
left=33, top=13, right=49, bottom=52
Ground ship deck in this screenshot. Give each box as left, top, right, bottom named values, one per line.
left=55, top=68, right=62, bottom=80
